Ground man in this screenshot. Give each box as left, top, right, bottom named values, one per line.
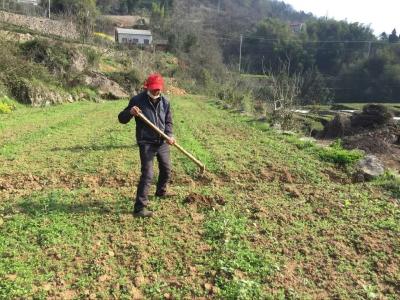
left=118, top=73, right=175, bottom=218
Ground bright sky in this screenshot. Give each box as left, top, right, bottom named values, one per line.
left=283, top=0, right=399, bottom=36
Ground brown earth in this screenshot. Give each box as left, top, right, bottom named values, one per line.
left=321, top=105, right=400, bottom=171
left=183, top=193, right=226, bottom=207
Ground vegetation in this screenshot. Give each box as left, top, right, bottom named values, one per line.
left=0, top=2, right=399, bottom=298
left=0, top=96, right=17, bottom=114
left=4, top=0, right=400, bottom=104
left=0, top=96, right=399, bottom=298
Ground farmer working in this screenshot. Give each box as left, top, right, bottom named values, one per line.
left=118, top=73, right=175, bottom=218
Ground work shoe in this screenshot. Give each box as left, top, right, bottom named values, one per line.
left=155, top=190, right=177, bottom=198
left=133, top=208, right=153, bottom=218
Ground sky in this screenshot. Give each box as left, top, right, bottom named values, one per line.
left=283, top=0, right=399, bottom=36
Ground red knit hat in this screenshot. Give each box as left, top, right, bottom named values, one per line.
left=145, top=73, right=164, bottom=90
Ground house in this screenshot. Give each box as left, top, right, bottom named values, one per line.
left=290, top=22, right=305, bottom=34
left=115, top=28, right=152, bottom=45
left=16, top=0, right=39, bottom=5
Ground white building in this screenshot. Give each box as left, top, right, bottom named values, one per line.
left=290, top=22, right=305, bottom=34
left=17, top=0, right=39, bottom=5
left=115, top=28, right=152, bottom=45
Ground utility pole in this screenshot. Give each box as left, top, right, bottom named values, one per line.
left=217, top=0, right=221, bottom=13
left=239, top=34, right=243, bottom=73
left=48, top=0, right=51, bottom=19
left=367, top=41, right=372, bottom=58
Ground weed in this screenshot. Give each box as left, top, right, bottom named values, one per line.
left=373, top=172, right=400, bottom=199
left=217, top=279, right=263, bottom=300
left=288, top=137, right=363, bottom=165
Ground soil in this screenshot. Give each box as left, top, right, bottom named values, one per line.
left=183, top=193, right=226, bottom=207
left=0, top=171, right=139, bottom=197
left=341, top=125, right=400, bottom=172
left=320, top=106, right=400, bottom=171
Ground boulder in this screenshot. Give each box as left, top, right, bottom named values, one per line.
left=83, top=72, right=128, bottom=99
left=355, top=155, right=385, bottom=181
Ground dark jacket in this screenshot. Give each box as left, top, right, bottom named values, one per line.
left=118, top=91, right=173, bottom=144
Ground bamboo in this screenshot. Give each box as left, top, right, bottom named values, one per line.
left=137, top=112, right=206, bottom=173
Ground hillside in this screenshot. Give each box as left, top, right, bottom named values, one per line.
left=0, top=21, right=181, bottom=109
left=0, top=96, right=399, bottom=299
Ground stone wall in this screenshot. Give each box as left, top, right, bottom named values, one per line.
left=0, top=11, right=79, bottom=40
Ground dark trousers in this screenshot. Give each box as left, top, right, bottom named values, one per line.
left=134, top=143, right=171, bottom=211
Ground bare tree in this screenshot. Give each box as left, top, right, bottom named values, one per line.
left=262, top=57, right=303, bottom=130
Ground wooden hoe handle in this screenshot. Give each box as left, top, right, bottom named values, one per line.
left=137, top=112, right=206, bottom=173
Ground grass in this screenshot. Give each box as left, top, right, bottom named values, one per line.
left=0, top=95, right=399, bottom=299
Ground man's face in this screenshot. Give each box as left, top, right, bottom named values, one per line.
left=149, top=89, right=161, bottom=97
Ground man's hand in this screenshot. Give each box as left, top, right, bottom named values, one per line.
left=167, top=137, right=176, bottom=145
left=130, top=106, right=141, bottom=117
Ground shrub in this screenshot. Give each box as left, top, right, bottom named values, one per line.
left=106, top=68, right=143, bottom=92
left=0, top=102, right=12, bottom=114
left=20, top=39, right=72, bottom=74
left=81, top=47, right=101, bottom=68
left=0, top=96, right=17, bottom=113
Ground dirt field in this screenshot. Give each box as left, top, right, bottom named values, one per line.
left=0, top=96, right=399, bottom=299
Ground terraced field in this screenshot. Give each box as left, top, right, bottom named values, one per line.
left=0, top=96, right=399, bottom=299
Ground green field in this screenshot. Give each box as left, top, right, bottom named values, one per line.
left=0, top=96, right=399, bottom=299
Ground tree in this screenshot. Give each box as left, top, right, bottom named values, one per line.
left=75, top=0, right=98, bottom=43
left=379, top=32, right=388, bottom=41
left=388, top=29, right=399, bottom=43
left=262, top=59, right=303, bottom=129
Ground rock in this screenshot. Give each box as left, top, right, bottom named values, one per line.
left=70, top=50, right=88, bottom=73
left=204, top=283, right=213, bottom=291
left=83, top=72, right=128, bottom=99
left=356, top=155, right=385, bottom=180
left=10, top=78, right=72, bottom=106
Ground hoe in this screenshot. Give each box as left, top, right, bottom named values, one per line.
left=137, top=112, right=206, bottom=174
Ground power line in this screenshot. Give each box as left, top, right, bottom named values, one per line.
left=198, top=29, right=400, bottom=45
